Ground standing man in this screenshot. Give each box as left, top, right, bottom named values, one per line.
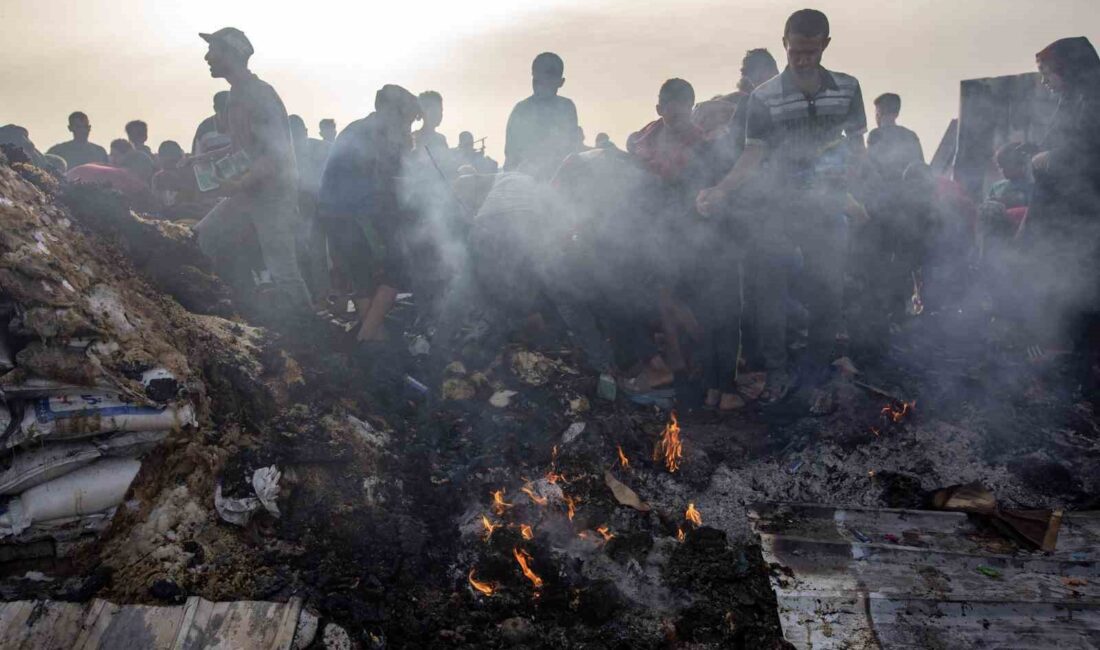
left=503, top=52, right=579, bottom=177
left=866, top=93, right=924, bottom=182
left=318, top=85, right=421, bottom=344
left=317, top=118, right=337, bottom=162
left=47, top=112, right=108, bottom=169
left=192, top=91, right=231, bottom=155
left=193, top=27, right=311, bottom=312
left=125, top=120, right=155, bottom=158
left=698, top=9, right=867, bottom=412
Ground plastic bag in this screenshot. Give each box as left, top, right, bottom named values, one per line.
left=214, top=465, right=281, bottom=526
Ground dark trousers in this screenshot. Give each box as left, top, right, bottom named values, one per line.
left=754, top=205, right=848, bottom=375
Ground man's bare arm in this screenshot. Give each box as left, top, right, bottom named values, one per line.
left=696, top=142, right=767, bottom=216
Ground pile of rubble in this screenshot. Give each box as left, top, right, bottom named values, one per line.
left=0, top=152, right=1097, bottom=649
left=0, top=162, right=198, bottom=559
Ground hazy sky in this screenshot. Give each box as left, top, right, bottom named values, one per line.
left=2, top=0, right=1098, bottom=160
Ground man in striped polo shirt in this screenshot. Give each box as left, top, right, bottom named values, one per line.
left=698, top=8, right=866, bottom=412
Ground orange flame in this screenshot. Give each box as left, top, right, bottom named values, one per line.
left=521, top=485, right=549, bottom=506
left=491, top=489, right=512, bottom=516
left=597, top=525, right=614, bottom=542
left=617, top=445, right=630, bottom=469
left=685, top=503, right=702, bottom=528
left=545, top=471, right=569, bottom=484
left=481, top=515, right=499, bottom=540
left=513, top=547, right=543, bottom=589
left=881, top=401, right=915, bottom=424
left=520, top=524, right=534, bottom=540
left=468, top=568, right=496, bottom=596
left=677, top=527, right=686, bottom=542
left=653, top=412, right=683, bottom=473
left=563, top=495, right=577, bottom=521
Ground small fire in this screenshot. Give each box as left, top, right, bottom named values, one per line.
left=564, top=494, right=577, bottom=521
left=491, top=489, right=512, bottom=516
left=481, top=515, right=499, bottom=540
left=870, top=427, right=881, bottom=437
left=677, top=527, right=686, bottom=542
left=546, top=471, right=569, bottom=484
left=597, top=525, right=614, bottom=542
left=521, top=484, right=549, bottom=507
left=617, top=445, right=630, bottom=469
left=468, top=568, right=496, bottom=596
left=653, top=412, right=683, bottom=473
left=513, top=547, right=543, bottom=589
left=685, top=503, right=702, bottom=528
left=520, top=524, right=534, bottom=540
left=881, top=400, right=916, bottom=424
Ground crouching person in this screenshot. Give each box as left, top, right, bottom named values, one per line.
left=318, top=85, right=421, bottom=344
left=192, top=27, right=312, bottom=314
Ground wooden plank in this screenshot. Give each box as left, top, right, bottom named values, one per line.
left=759, top=534, right=1100, bottom=604
left=775, top=595, right=1100, bottom=650
left=87, top=604, right=186, bottom=649
left=72, top=598, right=121, bottom=649
left=0, top=600, right=89, bottom=650
left=750, top=504, right=1100, bottom=559
left=178, top=599, right=300, bottom=650
left=753, top=503, right=1100, bottom=650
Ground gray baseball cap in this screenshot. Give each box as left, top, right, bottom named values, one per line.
left=199, top=27, right=254, bottom=59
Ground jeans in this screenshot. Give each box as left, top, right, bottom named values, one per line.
left=196, top=193, right=311, bottom=310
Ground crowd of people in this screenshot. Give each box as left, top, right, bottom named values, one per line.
left=2, top=10, right=1097, bottom=413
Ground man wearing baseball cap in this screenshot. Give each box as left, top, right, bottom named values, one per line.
left=193, top=27, right=312, bottom=313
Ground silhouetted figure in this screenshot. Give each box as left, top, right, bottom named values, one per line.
left=192, top=27, right=311, bottom=312
left=694, top=48, right=780, bottom=173
left=1021, top=37, right=1100, bottom=382
left=120, top=120, right=157, bottom=183
left=152, top=140, right=187, bottom=208
left=867, top=93, right=924, bottom=182
left=0, top=124, right=50, bottom=169
left=47, top=112, right=108, bottom=169
left=317, top=118, right=337, bottom=161
left=289, top=114, right=331, bottom=302
left=504, top=52, right=578, bottom=177
left=318, top=84, right=421, bottom=343
left=453, top=131, right=498, bottom=174
left=594, top=132, right=620, bottom=152
left=66, top=139, right=149, bottom=198
left=319, top=119, right=337, bottom=143
left=698, top=9, right=867, bottom=413
left=192, top=91, right=231, bottom=155
left=413, top=91, right=450, bottom=166
left=125, top=120, right=155, bottom=158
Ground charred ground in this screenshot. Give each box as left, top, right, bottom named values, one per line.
left=0, top=157, right=1096, bottom=649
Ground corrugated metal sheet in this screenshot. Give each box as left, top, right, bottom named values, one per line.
left=0, top=596, right=304, bottom=649
left=750, top=504, right=1100, bottom=649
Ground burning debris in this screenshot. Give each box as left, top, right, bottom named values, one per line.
left=468, top=568, right=496, bottom=597
left=512, top=547, right=544, bottom=590
left=653, top=411, right=683, bottom=473
left=685, top=502, right=703, bottom=528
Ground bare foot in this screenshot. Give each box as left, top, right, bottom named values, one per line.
left=705, top=389, right=721, bottom=407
